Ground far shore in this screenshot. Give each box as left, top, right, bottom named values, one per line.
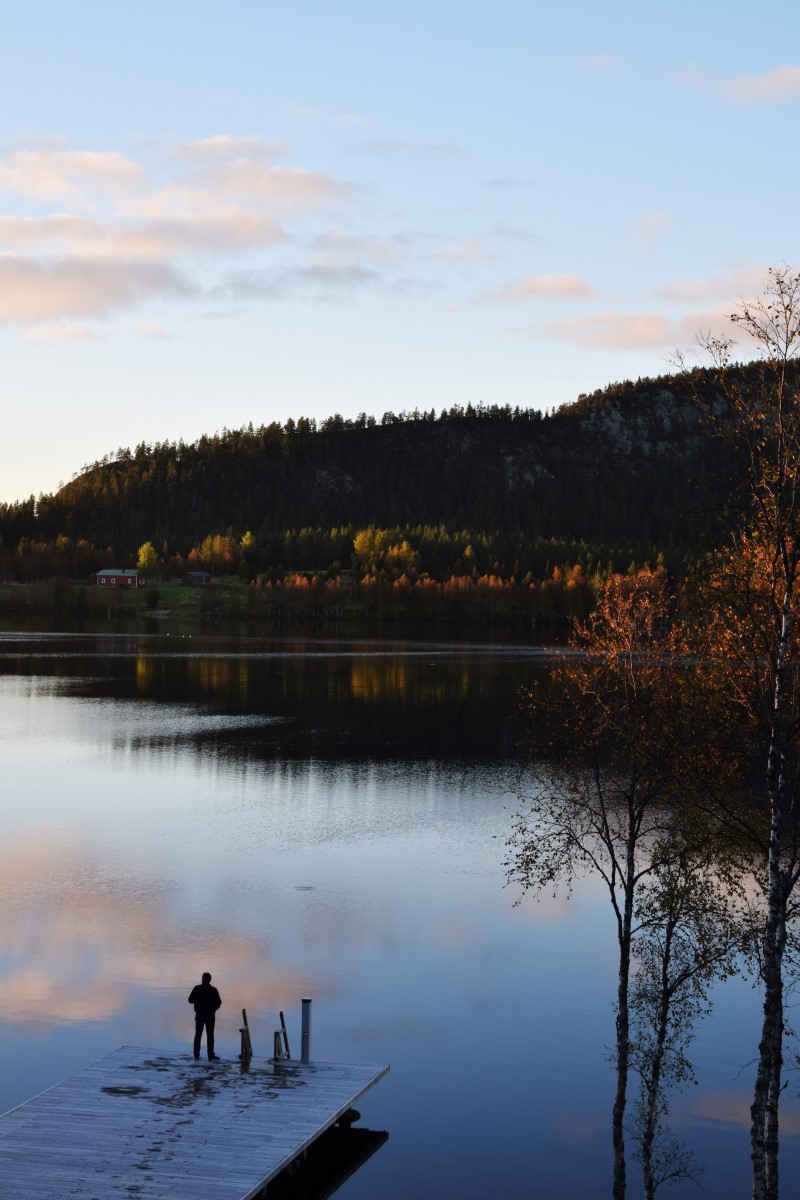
left=0, top=576, right=573, bottom=645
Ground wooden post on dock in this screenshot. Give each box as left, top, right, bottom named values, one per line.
left=280, top=1010, right=291, bottom=1059
left=239, top=1008, right=253, bottom=1060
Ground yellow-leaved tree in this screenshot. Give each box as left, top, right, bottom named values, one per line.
left=137, top=541, right=158, bottom=573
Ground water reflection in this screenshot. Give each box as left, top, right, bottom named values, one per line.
left=0, top=632, right=798, bottom=1198
left=264, top=1125, right=389, bottom=1200
left=0, top=828, right=312, bottom=1035
left=0, top=631, right=541, bottom=761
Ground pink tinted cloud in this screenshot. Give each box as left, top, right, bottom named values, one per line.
left=482, top=273, right=592, bottom=302
left=22, top=323, right=99, bottom=343
left=172, top=134, right=287, bottom=161
left=194, top=160, right=351, bottom=209
left=654, top=267, right=768, bottom=305
left=543, top=311, right=677, bottom=349
left=0, top=255, right=195, bottom=322
left=716, top=65, right=800, bottom=104
left=136, top=322, right=173, bottom=340
left=540, top=305, right=743, bottom=352
left=0, top=137, right=354, bottom=325
left=0, top=211, right=284, bottom=258
left=429, top=239, right=494, bottom=263
left=0, top=146, right=144, bottom=202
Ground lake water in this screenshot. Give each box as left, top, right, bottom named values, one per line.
left=0, top=629, right=798, bottom=1198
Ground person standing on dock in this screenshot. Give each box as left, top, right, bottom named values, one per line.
left=188, top=971, right=222, bottom=1061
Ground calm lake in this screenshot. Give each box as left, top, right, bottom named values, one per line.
left=0, top=628, right=798, bottom=1198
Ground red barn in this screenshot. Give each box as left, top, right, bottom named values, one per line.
left=95, top=569, right=144, bottom=589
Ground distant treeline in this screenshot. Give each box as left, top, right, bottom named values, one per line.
left=1, top=364, right=765, bottom=586
left=2, top=523, right=676, bottom=587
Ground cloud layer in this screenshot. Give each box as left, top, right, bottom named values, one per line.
left=0, top=137, right=352, bottom=328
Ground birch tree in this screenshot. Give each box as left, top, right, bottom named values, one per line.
left=629, top=854, right=742, bottom=1199
left=681, top=266, right=800, bottom=1200
left=506, top=570, right=703, bottom=1200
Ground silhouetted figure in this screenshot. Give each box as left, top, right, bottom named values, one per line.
left=188, top=971, right=222, bottom=1061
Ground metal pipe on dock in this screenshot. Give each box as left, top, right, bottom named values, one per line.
left=301, top=997, right=312, bottom=1063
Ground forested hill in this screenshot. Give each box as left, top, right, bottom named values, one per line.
left=1, top=365, right=744, bottom=571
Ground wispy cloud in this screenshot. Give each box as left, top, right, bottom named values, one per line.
left=137, top=163, right=350, bottom=217
left=0, top=255, right=195, bottom=322
left=492, top=223, right=539, bottom=243
left=0, top=146, right=144, bottom=206
left=218, top=263, right=435, bottom=303
left=310, top=227, right=410, bottom=265
left=22, top=322, right=100, bottom=343
left=428, top=239, right=494, bottom=263
left=136, top=322, right=173, bottom=340
left=542, top=311, right=676, bottom=349
left=0, top=211, right=285, bottom=257
left=580, top=52, right=623, bottom=73
left=286, top=104, right=372, bottom=127
left=701, top=65, right=800, bottom=104
left=626, top=211, right=675, bottom=255
left=171, top=134, right=287, bottom=161
left=538, top=304, right=742, bottom=351
left=481, top=273, right=592, bottom=302
left=653, top=266, right=766, bottom=304
left=218, top=263, right=385, bottom=301
left=349, top=139, right=460, bottom=160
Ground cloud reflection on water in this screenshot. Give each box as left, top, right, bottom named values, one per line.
left=0, top=829, right=317, bottom=1036
left=693, top=1092, right=800, bottom=1136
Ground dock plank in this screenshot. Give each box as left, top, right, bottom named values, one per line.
left=0, top=1046, right=389, bottom=1200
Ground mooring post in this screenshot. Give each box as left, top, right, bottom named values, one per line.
left=301, top=997, right=312, bottom=1063
left=280, top=1010, right=291, bottom=1058
left=239, top=1008, right=253, bottom=1060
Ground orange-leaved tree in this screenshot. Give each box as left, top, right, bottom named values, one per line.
left=506, top=569, right=718, bottom=1200
left=681, top=266, right=800, bottom=1200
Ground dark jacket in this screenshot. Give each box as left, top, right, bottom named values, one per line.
left=188, top=982, right=222, bottom=1017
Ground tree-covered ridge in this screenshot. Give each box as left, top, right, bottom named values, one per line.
left=0, top=363, right=762, bottom=578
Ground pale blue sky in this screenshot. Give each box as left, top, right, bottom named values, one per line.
left=2, top=1, right=799, bottom=502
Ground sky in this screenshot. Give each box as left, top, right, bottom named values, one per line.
left=2, top=0, right=800, bottom=503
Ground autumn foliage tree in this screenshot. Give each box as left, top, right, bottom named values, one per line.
left=680, top=269, right=800, bottom=1200
left=136, top=541, right=158, bottom=573
left=506, top=569, right=714, bottom=1200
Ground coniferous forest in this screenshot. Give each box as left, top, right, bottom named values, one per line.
left=0, top=364, right=759, bottom=590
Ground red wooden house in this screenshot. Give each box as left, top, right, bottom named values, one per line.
left=95, top=569, right=144, bottom=589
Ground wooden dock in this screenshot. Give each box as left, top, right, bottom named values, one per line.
left=0, top=1046, right=390, bottom=1199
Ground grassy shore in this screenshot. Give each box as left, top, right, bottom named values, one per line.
left=0, top=575, right=566, bottom=635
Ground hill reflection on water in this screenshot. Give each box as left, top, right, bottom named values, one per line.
left=0, top=630, right=796, bottom=1199
left=0, top=630, right=546, bottom=762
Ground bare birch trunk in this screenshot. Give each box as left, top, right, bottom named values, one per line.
left=613, top=918, right=631, bottom=1200
left=751, top=595, right=790, bottom=1200
left=640, top=928, right=674, bottom=1200
left=751, top=893, right=785, bottom=1200
left=612, top=844, right=636, bottom=1200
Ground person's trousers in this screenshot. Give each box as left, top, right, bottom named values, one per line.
left=194, top=1013, right=216, bottom=1058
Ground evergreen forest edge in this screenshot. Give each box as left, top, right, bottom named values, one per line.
left=0, top=362, right=765, bottom=624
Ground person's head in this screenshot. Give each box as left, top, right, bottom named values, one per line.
left=202, top=972, right=212, bottom=983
